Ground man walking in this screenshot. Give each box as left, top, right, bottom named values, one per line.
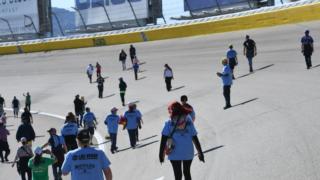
left=86, top=64, right=94, bottom=83
left=83, top=107, right=98, bottom=144
left=104, top=107, right=120, bottom=154
left=62, top=129, right=112, bottom=180
left=97, top=75, right=105, bottom=99
left=21, top=107, right=33, bottom=124
left=74, top=95, right=84, bottom=127
left=217, top=58, right=233, bottom=110
left=301, top=30, right=314, bottom=69
left=227, top=45, right=238, bottom=79
left=129, top=44, right=136, bottom=65
left=123, top=103, right=142, bottom=148
left=23, top=92, right=31, bottom=111
left=12, top=96, right=20, bottom=118
left=119, top=49, right=127, bottom=71
left=243, top=35, right=257, bottom=72
left=61, top=113, right=78, bottom=151
left=119, top=77, right=127, bottom=106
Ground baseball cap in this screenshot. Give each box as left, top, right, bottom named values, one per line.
left=34, top=147, right=42, bottom=155
left=47, top=128, right=56, bottom=133
left=20, top=137, right=27, bottom=142
left=77, top=129, right=91, bottom=143
left=111, top=107, right=118, bottom=112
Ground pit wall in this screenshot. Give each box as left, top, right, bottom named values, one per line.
left=1, top=2, right=320, bottom=55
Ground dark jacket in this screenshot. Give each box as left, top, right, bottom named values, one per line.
left=119, top=80, right=127, bottom=92
left=74, top=98, right=84, bottom=114
left=119, top=51, right=127, bottom=61
left=16, top=123, right=36, bottom=142
left=130, top=46, right=136, bottom=56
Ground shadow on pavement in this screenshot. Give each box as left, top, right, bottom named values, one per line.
left=195, top=145, right=224, bottom=156
left=139, top=70, right=147, bottom=73
left=93, top=76, right=109, bottom=83
left=117, top=147, right=132, bottom=153
left=171, top=85, right=185, bottom=92
left=311, top=64, right=320, bottom=69
left=103, top=94, right=115, bottom=99
left=94, top=140, right=111, bottom=146
left=139, top=135, right=158, bottom=142
left=231, top=98, right=259, bottom=108
left=35, top=135, right=45, bottom=138
left=137, top=76, right=147, bottom=80
left=237, top=64, right=274, bottom=79
left=127, top=62, right=147, bottom=70
left=136, top=140, right=159, bottom=149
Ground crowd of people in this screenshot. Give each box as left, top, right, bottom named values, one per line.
left=0, top=30, right=315, bottom=180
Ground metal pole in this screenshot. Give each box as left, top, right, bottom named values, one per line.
left=24, top=15, right=39, bottom=34
left=214, top=0, right=222, bottom=14
left=71, top=7, right=88, bottom=31
left=48, top=0, right=53, bottom=37
left=127, top=0, right=141, bottom=27
left=0, top=17, right=23, bottom=53
left=95, top=2, right=114, bottom=30
left=184, top=0, right=195, bottom=18
left=51, top=12, right=65, bottom=36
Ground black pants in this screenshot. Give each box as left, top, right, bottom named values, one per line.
left=98, top=86, right=104, bottom=98
left=170, top=160, right=193, bottom=180
left=63, top=135, right=78, bottom=151
left=0, top=140, right=10, bottom=162
left=20, top=167, right=32, bottom=180
left=223, top=85, right=231, bottom=107
left=304, top=55, right=312, bottom=68
left=25, top=103, right=31, bottom=111
left=127, top=129, right=137, bottom=148
left=134, top=69, right=138, bottom=80
left=120, top=93, right=125, bottom=105
left=52, top=163, right=62, bottom=180
left=165, top=77, right=173, bottom=91
left=110, top=133, right=117, bottom=151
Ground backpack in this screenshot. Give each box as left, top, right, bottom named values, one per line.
left=49, top=136, right=65, bottom=165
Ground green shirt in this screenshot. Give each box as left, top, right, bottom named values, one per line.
left=28, top=157, right=54, bottom=180
left=26, top=95, right=31, bottom=104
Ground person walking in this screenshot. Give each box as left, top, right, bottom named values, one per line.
left=159, top=102, right=204, bottom=180
left=23, top=92, right=31, bottom=111
left=0, top=94, right=5, bottom=116
left=74, top=95, right=84, bottom=127
left=119, top=49, right=127, bottom=71
left=97, top=75, right=105, bottom=99
left=133, top=56, right=140, bottom=80
left=86, top=64, right=94, bottom=83
left=301, top=30, right=314, bottom=69
left=16, top=120, right=36, bottom=147
left=227, top=45, right=238, bottom=79
left=42, top=128, right=67, bottom=180
left=28, top=147, right=56, bottom=180
left=61, top=112, right=78, bottom=151
left=217, top=58, right=233, bottom=109
left=104, top=107, right=120, bottom=154
left=180, top=95, right=196, bottom=122
left=0, top=119, right=10, bottom=162
left=62, top=129, right=113, bottom=180
left=132, top=103, right=142, bottom=141
left=164, top=64, right=174, bottom=91
left=119, top=77, right=127, bottom=106
left=96, top=62, right=102, bottom=79
left=129, top=44, right=136, bottom=65
left=12, top=96, right=20, bottom=118
left=123, top=103, right=142, bottom=148
left=12, top=137, right=34, bottom=180
left=21, top=107, right=33, bottom=124
left=243, top=35, right=257, bottom=72
left=83, top=107, right=98, bottom=144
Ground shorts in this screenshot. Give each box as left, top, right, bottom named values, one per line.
left=88, top=127, right=95, bottom=135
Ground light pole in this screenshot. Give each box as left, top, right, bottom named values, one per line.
left=24, top=15, right=39, bottom=35
left=94, top=2, right=114, bottom=30
left=51, top=12, right=65, bottom=36
left=71, top=6, right=88, bottom=31
left=127, top=0, right=141, bottom=27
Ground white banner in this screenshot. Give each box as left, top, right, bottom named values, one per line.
left=0, top=0, right=39, bottom=36
left=75, top=0, right=148, bottom=26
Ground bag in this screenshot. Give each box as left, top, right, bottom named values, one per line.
left=164, top=138, right=175, bottom=155
left=50, top=136, right=65, bottom=165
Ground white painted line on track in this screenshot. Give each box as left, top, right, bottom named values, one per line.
left=3, top=108, right=107, bottom=153
left=154, top=176, right=165, bottom=180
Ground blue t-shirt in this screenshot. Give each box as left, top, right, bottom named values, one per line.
left=83, top=112, right=96, bottom=128
left=61, top=122, right=78, bottom=136
left=62, top=147, right=111, bottom=180
left=104, top=114, right=120, bottom=134
left=124, top=111, right=141, bottom=130
left=221, top=65, right=233, bottom=86
left=49, top=135, right=65, bottom=149
left=162, top=115, right=197, bottom=160
left=301, top=35, right=314, bottom=45
left=227, top=49, right=237, bottom=59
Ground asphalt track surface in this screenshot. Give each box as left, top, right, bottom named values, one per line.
left=0, top=20, right=320, bottom=180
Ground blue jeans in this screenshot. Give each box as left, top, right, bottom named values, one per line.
left=127, top=129, right=137, bottom=147
left=247, top=56, right=253, bottom=67
left=110, top=133, right=117, bottom=151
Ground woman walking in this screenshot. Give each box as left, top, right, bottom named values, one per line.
left=159, top=102, right=204, bottom=180
left=164, top=64, right=174, bottom=91
left=28, top=147, right=55, bottom=180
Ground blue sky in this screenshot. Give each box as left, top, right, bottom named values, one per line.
left=51, top=0, right=74, bottom=10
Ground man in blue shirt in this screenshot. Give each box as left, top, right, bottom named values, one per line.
left=62, top=129, right=112, bottom=180
left=301, top=30, right=314, bottom=69
left=104, top=107, right=120, bottom=154
left=61, top=113, right=79, bottom=151
left=83, top=107, right=98, bottom=144
left=217, top=58, right=233, bottom=109
left=227, top=45, right=238, bottom=79
left=123, top=103, right=142, bottom=148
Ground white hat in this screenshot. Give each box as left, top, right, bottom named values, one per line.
left=34, top=147, right=43, bottom=155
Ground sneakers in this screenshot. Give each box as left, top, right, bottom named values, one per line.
left=223, top=105, right=232, bottom=110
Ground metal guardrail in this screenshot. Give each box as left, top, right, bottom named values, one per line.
left=0, top=0, right=318, bottom=47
